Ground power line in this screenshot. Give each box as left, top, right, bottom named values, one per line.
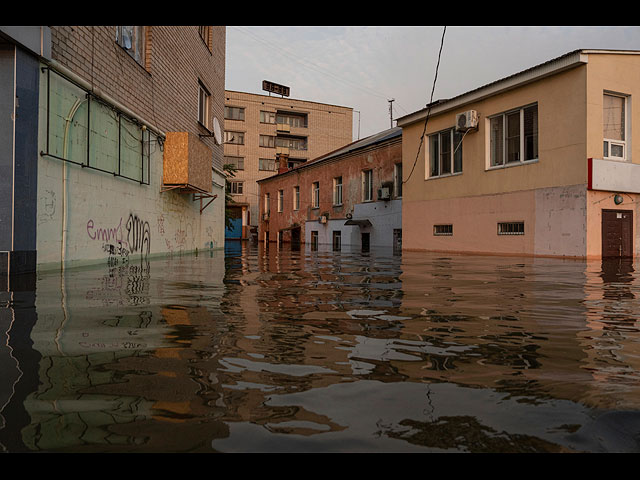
left=403, top=26, right=447, bottom=185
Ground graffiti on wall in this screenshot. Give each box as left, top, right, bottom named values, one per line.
left=87, top=212, right=150, bottom=265
left=126, top=213, right=151, bottom=257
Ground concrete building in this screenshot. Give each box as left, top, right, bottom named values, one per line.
left=398, top=49, right=640, bottom=260
left=0, top=26, right=227, bottom=278
left=257, top=127, right=403, bottom=253
left=223, top=90, right=353, bottom=240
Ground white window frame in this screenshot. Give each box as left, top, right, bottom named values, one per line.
left=333, top=176, right=343, bottom=205
left=488, top=103, right=538, bottom=169
left=603, top=92, right=629, bottom=162
left=264, top=193, right=270, bottom=215
left=428, top=128, right=463, bottom=178
left=362, top=170, right=373, bottom=202
left=198, top=82, right=210, bottom=129
left=229, top=181, right=243, bottom=195
left=312, top=182, right=320, bottom=209
left=394, top=163, right=403, bottom=197
left=293, top=186, right=300, bottom=210
left=277, top=189, right=284, bottom=212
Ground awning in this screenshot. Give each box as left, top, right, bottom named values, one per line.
left=344, top=219, right=372, bottom=227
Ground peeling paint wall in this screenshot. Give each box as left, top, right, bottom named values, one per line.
left=36, top=68, right=224, bottom=271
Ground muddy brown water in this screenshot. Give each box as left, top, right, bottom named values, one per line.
left=1, top=242, right=640, bottom=452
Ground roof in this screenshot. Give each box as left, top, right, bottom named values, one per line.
left=257, top=126, right=402, bottom=183
left=397, top=49, right=640, bottom=127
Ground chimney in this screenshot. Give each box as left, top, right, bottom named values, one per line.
left=277, top=152, right=289, bottom=174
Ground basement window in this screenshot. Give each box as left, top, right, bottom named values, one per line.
left=497, top=221, right=525, bottom=235
left=433, top=224, right=453, bottom=236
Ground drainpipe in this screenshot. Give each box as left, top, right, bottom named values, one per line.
left=60, top=98, right=85, bottom=270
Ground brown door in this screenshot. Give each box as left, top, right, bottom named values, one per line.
left=602, top=209, right=633, bottom=258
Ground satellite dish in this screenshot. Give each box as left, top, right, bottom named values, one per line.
left=213, top=117, right=222, bottom=145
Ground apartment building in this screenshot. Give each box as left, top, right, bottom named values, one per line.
left=257, top=127, right=403, bottom=252
left=223, top=90, right=353, bottom=240
left=0, top=26, right=226, bottom=277
left=398, top=49, right=640, bottom=259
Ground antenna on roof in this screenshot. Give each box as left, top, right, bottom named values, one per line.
left=388, top=99, right=395, bottom=128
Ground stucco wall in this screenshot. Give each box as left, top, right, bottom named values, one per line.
left=36, top=67, right=225, bottom=271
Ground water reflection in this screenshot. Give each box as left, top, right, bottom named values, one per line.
left=1, top=243, right=640, bottom=452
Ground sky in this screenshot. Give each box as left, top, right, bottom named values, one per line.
left=225, top=26, right=640, bottom=141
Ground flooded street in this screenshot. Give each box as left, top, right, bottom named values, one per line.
left=2, top=243, right=640, bottom=453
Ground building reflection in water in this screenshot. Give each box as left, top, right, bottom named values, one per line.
left=1, top=244, right=640, bottom=452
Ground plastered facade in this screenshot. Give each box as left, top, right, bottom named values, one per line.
left=36, top=26, right=226, bottom=271
left=399, top=50, right=640, bottom=259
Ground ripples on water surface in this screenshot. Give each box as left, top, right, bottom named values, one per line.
left=1, top=242, right=640, bottom=452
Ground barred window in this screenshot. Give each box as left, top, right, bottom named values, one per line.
left=497, top=221, right=525, bottom=235
left=433, top=224, right=453, bottom=236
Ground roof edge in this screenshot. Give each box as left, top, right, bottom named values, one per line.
left=397, top=49, right=603, bottom=127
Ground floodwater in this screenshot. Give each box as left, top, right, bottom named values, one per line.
left=1, top=242, right=640, bottom=453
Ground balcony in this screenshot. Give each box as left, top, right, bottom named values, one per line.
left=163, top=132, right=212, bottom=193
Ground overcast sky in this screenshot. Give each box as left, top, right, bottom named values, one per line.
left=225, top=26, right=640, bottom=141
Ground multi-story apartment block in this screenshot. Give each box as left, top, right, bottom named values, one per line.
left=398, top=49, right=640, bottom=259
left=257, top=127, right=402, bottom=252
left=223, top=90, right=353, bottom=240
left=0, top=26, right=226, bottom=278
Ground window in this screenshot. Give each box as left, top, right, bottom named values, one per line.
left=394, top=163, right=403, bottom=197
left=260, top=111, right=276, bottom=124
left=362, top=170, right=373, bottom=201
left=224, top=131, right=244, bottom=145
left=312, top=182, right=320, bottom=208
left=433, top=224, right=453, bottom=236
left=198, top=26, right=211, bottom=49
left=264, top=193, right=270, bottom=215
left=277, top=113, right=308, bottom=128
left=333, top=176, right=343, bottom=205
left=276, top=136, right=307, bottom=150
left=116, top=26, right=145, bottom=66
left=603, top=93, right=627, bottom=160
left=259, top=158, right=276, bottom=171
left=497, top=221, right=525, bottom=235
left=333, top=231, right=342, bottom=251
left=198, top=82, right=210, bottom=128
left=260, top=135, right=276, bottom=148
left=229, top=181, right=243, bottom=195
left=311, top=231, right=319, bottom=251
left=293, top=186, right=300, bottom=210
left=225, top=106, right=245, bottom=121
left=224, top=156, right=244, bottom=171
left=429, top=128, right=463, bottom=177
left=278, top=189, right=284, bottom=212
left=490, top=104, right=538, bottom=167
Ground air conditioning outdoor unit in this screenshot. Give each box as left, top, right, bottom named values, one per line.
left=378, top=187, right=391, bottom=200
left=456, top=110, right=479, bottom=132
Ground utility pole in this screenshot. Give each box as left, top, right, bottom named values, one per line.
left=388, top=99, right=395, bottom=128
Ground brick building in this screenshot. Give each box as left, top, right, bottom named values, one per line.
left=257, top=127, right=403, bottom=252
left=223, top=90, right=353, bottom=240
left=0, top=26, right=227, bottom=277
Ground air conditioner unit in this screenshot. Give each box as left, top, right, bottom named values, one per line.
left=456, top=110, right=479, bottom=132
left=378, top=187, right=391, bottom=200
left=319, top=216, right=327, bottom=224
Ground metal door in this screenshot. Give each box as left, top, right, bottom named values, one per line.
left=602, top=209, right=633, bottom=258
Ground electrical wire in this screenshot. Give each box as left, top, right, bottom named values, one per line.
left=403, top=26, right=447, bottom=185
